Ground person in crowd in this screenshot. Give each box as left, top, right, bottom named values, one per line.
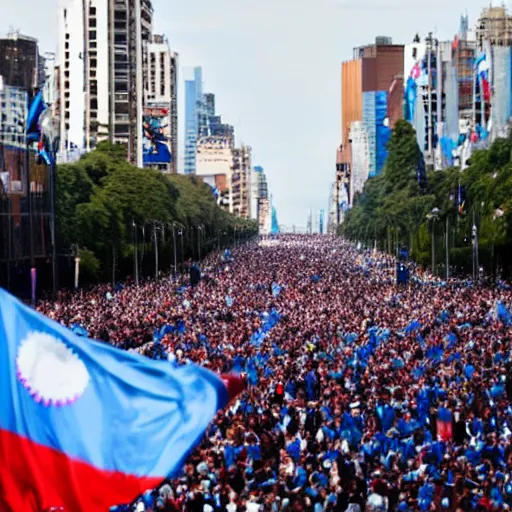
left=38, top=236, right=512, bottom=512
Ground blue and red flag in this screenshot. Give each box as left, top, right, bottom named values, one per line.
left=0, top=287, right=244, bottom=511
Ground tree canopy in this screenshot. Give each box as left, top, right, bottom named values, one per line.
left=342, top=121, right=512, bottom=279
left=56, top=143, right=257, bottom=285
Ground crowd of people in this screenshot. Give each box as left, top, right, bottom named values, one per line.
left=37, top=236, right=512, bottom=511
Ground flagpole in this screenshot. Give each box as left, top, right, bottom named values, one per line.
left=25, top=98, right=36, bottom=305
left=50, top=146, right=57, bottom=295
left=172, top=222, right=177, bottom=281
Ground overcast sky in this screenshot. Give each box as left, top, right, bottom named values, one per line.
left=3, top=0, right=486, bottom=227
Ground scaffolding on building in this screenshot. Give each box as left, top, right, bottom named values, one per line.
left=476, top=6, right=512, bottom=49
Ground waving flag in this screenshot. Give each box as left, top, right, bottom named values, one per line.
left=0, top=288, right=244, bottom=512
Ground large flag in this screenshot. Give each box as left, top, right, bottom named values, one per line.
left=0, top=288, right=244, bottom=511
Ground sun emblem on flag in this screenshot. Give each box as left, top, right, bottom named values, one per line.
left=16, top=332, right=90, bottom=406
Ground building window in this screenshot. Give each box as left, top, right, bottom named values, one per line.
left=89, top=6, right=96, bottom=15
left=90, top=59, right=97, bottom=68
left=89, top=31, right=96, bottom=40
left=89, top=18, right=96, bottom=28
left=90, top=42, right=97, bottom=48
left=90, top=99, right=98, bottom=110
left=114, top=82, right=128, bottom=92
left=114, top=124, right=128, bottom=135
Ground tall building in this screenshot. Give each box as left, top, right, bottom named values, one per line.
left=184, top=66, right=202, bottom=174
left=184, top=67, right=236, bottom=175
left=476, top=6, right=512, bottom=48
left=143, top=34, right=178, bottom=173
left=56, top=0, right=153, bottom=165
left=248, top=165, right=268, bottom=222
left=232, top=145, right=252, bottom=218
left=338, top=37, right=404, bottom=208
left=403, top=21, right=480, bottom=170
left=0, top=30, right=45, bottom=90
left=0, top=33, right=52, bottom=295
left=56, top=0, right=85, bottom=156
left=169, top=50, right=178, bottom=174
left=199, top=92, right=234, bottom=140
left=196, top=136, right=234, bottom=212
left=42, top=52, right=56, bottom=105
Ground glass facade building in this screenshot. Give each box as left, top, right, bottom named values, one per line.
left=184, top=67, right=202, bottom=174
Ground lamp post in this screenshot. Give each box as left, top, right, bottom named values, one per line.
left=74, top=251, right=80, bottom=290
left=197, top=225, right=203, bottom=261
left=132, top=219, right=139, bottom=287
left=172, top=222, right=177, bottom=281
left=472, top=209, right=479, bottom=283
left=153, top=221, right=159, bottom=279
left=179, top=227, right=184, bottom=269
left=426, top=207, right=440, bottom=276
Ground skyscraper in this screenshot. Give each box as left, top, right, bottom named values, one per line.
left=0, top=30, right=45, bottom=90
left=337, top=36, right=404, bottom=212
left=56, top=0, right=153, bottom=164
left=143, top=34, right=178, bottom=173
left=169, top=50, right=178, bottom=174
left=232, top=145, right=252, bottom=218
left=0, top=32, right=52, bottom=295
left=184, top=66, right=202, bottom=174
left=248, top=166, right=268, bottom=222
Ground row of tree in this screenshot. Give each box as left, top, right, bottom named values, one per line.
left=56, top=143, right=257, bottom=285
left=342, top=120, right=512, bottom=279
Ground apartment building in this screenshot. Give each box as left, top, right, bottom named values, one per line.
left=231, top=145, right=252, bottom=219
left=57, top=0, right=153, bottom=165
left=143, top=34, right=178, bottom=173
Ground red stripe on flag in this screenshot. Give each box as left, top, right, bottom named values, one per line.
left=0, top=428, right=162, bottom=512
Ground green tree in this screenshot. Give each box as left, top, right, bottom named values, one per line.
left=55, top=145, right=257, bottom=285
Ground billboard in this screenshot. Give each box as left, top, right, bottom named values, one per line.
left=143, top=106, right=172, bottom=167
left=258, top=198, right=270, bottom=235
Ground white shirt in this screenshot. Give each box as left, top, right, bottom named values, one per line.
left=246, top=502, right=261, bottom=512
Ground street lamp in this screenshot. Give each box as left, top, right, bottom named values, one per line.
left=426, top=207, right=440, bottom=276
left=171, top=222, right=178, bottom=281
left=132, top=220, right=139, bottom=286
left=197, top=225, right=203, bottom=261
left=153, top=221, right=160, bottom=280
